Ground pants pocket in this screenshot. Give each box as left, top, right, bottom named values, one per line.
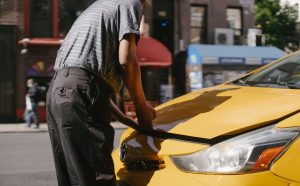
left=55, top=87, right=79, bottom=103
left=54, top=87, right=88, bottom=127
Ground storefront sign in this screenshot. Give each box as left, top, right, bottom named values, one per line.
left=219, top=57, right=245, bottom=64
left=203, top=57, right=218, bottom=64
left=261, top=58, right=276, bottom=64
left=189, top=54, right=199, bottom=65
left=245, top=58, right=261, bottom=65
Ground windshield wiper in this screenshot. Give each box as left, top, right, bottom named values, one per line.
left=286, top=82, right=300, bottom=89
left=246, top=81, right=286, bottom=86
left=233, top=79, right=250, bottom=86
left=244, top=81, right=300, bottom=89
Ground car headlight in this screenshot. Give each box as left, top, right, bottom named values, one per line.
left=171, top=125, right=299, bottom=174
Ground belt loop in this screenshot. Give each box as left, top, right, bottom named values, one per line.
left=53, top=72, right=57, bottom=80
left=90, top=72, right=95, bottom=85
left=65, top=67, right=70, bottom=77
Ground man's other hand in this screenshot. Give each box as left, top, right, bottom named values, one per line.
left=135, top=104, right=156, bottom=132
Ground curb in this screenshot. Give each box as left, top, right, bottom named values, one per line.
left=0, top=122, right=128, bottom=134
left=0, top=123, right=47, bottom=134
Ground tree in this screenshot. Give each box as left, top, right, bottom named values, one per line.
left=255, top=0, right=297, bottom=49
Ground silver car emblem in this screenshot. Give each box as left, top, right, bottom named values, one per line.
left=120, top=143, right=127, bottom=162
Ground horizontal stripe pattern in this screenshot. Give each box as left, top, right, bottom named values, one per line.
left=54, top=0, right=142, bottom=92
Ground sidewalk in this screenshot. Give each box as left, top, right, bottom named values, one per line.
left=0, top=121, right=128, bottom=133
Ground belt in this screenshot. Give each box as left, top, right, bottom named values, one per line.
left=55, top=67, right=94, bottom=78
left=54, top=67, right=113, bottom=94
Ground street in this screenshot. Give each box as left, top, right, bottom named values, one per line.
left=0, top=129, right=125, bottom=186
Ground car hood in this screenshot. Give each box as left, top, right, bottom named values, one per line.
left=154, top=85, right=300, bottom=138
left=120, top=85, right=300, bottom=157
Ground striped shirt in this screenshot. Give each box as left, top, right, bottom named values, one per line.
left=54, top=0, right=143, bottom=93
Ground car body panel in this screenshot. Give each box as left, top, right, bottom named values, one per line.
left=113, top=150, right=300, bottom=186
left=277, top=112, right=300, bottom=128
left=271, top=138, right=300, bottom=183
left=154, top=85, right=300, bottom=140
left=119, top=84, right=300, bottom=157
left=119, top=127, right=209, bottom=157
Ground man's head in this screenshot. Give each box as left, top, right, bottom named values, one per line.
left=27, top=78, right=34, bottom=87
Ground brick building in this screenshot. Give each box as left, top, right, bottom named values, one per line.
left=145, top=0, right=255, bottom=98
left=0, top=0, right=255, bottom=122
left=0, top=0, right=24, bottom=122
left=147, top=0, right=255, bottom=53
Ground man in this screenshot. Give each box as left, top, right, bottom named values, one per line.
left=46, top=0, right=156, bottom=185
left=25, top=78, right=40, bottom=128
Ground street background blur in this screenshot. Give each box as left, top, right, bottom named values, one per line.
left=1, top=0, right=299, bottom=123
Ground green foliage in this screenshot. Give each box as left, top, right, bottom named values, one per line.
left=255, top=0, right=297, bottom=49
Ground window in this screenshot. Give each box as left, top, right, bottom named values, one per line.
left=241, top=54, right=300, bottom=88
left=59, top=1, right=95, bottom=37
left=295, top=3, right=300, bottom=22
left=190, top=5, right=207, bottom=44
left=226, top=8, right=242, bottom=44
left=30, top=0, right=53, bottom=37
left=27, top=0, right=95, bottom=38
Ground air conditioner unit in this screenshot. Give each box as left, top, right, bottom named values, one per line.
left=247, top=28, right=263, bottom=46
left=214, top=28, right=234, bottom=45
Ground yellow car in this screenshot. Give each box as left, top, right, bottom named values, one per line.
left=113, top=51, right=300, bottom=186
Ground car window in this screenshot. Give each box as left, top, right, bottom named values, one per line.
left=232, top=54, right=300, bottom=89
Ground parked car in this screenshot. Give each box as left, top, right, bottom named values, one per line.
left=112, top=51, right=300, bottom=186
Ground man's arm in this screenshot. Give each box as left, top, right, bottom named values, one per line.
left=119, top=33, right=156, bottom=131
left=110, top=99, right=139, bottom=130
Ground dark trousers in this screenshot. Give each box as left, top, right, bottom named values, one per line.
left=46, top=67, right=116, bottom=186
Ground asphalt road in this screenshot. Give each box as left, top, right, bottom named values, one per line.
left=0, top=129, right=125, bottom=186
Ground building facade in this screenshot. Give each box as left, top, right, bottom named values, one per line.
left=0, top=0, right=255, bottom=122
left=149, top=0, right=255, bottom=54
left=0, top=0, right=23, bottom=122
left=148, top=0, right=255, bottom=96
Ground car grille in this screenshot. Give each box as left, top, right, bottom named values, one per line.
left=124, top=160, right=165, bottom=171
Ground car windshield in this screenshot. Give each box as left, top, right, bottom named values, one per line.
left=232, top=54, right=300, bottom=89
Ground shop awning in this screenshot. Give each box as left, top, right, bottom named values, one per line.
left=136, top=37, right=172, bottom=67
left=18, top=38, right=63, bottom=46
left=188, top=44, right=286, bottom=65
left=18, top=37, right=172, bottom=67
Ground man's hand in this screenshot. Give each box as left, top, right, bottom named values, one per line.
left=135, top=104, right=156, bottom=132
